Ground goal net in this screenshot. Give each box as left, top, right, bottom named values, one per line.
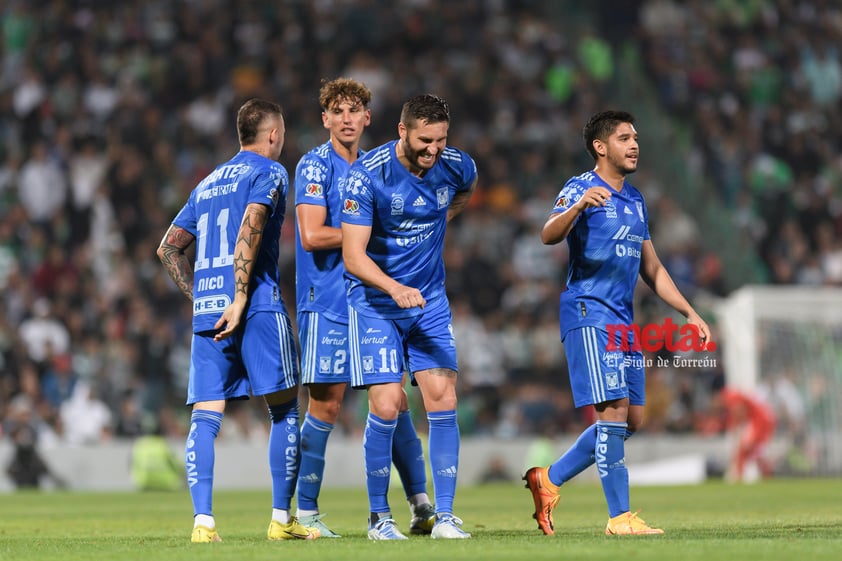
left=716, top=285, right=842, bottom=476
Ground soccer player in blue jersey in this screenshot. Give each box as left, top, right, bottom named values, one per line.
left=341, top=94, right=477, bottom=540
left=293, top=78, right=435, bottom=538
left=157, top=99, right=318, bottom=543
left=524, top=110, right=710, bottom=536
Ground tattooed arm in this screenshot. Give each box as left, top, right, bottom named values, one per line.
left=213, top=202, right=271, bottom=341
left=157, top=224, right=196, bottom=301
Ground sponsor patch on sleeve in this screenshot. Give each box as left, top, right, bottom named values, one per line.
left=343, top=199, right=360, bottom=215
left=305, top=183, right=323, bottom=197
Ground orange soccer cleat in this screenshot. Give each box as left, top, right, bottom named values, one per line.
left=605, top=511, right=664, bottom=535
left=523, top=466, right=561, bottom=535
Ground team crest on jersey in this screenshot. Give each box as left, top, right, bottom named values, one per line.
left=319, top=356, right=331, bottom=374
left=606, top=372, right=619, bottom=389
left=635, top=201, right=644, bottom=222
left=362, top=355, right=374, bottom=373
left=391, top=195, right=404, bottom=215
left=605, top=198, right=617, bottom=218
left=436, top=187, right=449, bottom=209
left=305, top=183, right=322, bottom=197
left=343, top=199, right=360, bottom=214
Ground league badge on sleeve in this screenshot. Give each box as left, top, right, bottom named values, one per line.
left=343, top=199, right=360, bottom=216
left=305, top=183, right=323, bottom=197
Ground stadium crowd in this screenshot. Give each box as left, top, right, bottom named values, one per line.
left=0, top=0, right=831, bottom=455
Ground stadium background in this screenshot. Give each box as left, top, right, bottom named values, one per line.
left=1, top=0, right=840, bottom=488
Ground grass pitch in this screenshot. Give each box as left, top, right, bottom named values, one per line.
left=1, top=478, right=840, bottom=561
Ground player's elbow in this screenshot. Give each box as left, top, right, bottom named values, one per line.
left=342, top=249, right=361, bottom=277
left=299, top=233, right=317, bottom=253
left=540, top=228, right=562, bottom=245
left=540, top=231, right=553, bottom=245
left=155, top=244, right=167, bottom=263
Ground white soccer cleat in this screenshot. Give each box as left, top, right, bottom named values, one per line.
left=368, top=517, right=409, bottom=540
left=431, top=514, right=471, bottom=539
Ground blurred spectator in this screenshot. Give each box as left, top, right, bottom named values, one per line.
left=16, top=140, right=66, bottom=228
left=18, top=298, right=70, bottom=369
left=39, top=352, right=77, bottom=410
left=58, top=381, right=113, bottom=446
left=31, top=246, right=79, bottom=299
left=130, top=421, right=184, bottom=492
left=114, top=390, right=145, bottom=439
left=5, top=421, right=67, bottom=490
left=67, top=136, right=108, bottom=246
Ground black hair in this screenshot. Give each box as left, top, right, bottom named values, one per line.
left=400, top=94, right=450, bottom=128
left=582, top=110, right=636, bottom=160
left=237, top=98, right=283, bottom=146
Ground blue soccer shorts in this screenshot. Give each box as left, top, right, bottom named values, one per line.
left=187, top=310, right=300, bottom=405
left=348, top=296, right=458, bottom=388
left=563, top=325, right=645, bottom=408
left=298, top=311, right=351, bottom=385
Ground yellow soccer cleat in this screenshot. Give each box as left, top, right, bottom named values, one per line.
left=605, top=511, right=664, bottom=535
left=409, top=502, right=436, bottom=535
left=523, top=466, right=560, bottom=535
left=267, top=517, right=320, bottom=540
left=191, top=525, right=222, bottom=543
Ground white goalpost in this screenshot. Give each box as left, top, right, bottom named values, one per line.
left=715, top=285, right=842, bottom=476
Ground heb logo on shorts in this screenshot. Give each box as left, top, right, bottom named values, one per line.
left=605, top=318, right=716, bottom=352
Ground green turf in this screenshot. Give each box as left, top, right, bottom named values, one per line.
left=1, top=479, right=840, bottom=561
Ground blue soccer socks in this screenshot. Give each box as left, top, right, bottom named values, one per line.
left=186, top=410, right=223, bottom=517
left=392, top=410, right=428, bottom=498
left=268, top=399, right=300, bottom=511
left=364, top=413, right=397, bottom=513
left=297, top=413, right=334, bottom=512
left=595, top=421, right=630, bottom=517
left=548, top=423, right=597, bottom=485
left=427, top=410, right=459, bottom=515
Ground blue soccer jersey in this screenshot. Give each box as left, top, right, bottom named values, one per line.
left=550, top=171, right=650, bottom=338
left=172, top=150, right=290, bottom=333
left=294, top=141, right=357, bottom=321
left=340, top=140, right=477, bottom=318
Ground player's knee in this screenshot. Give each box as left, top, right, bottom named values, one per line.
left=369, top=401, right=401, bottom=420
left=425, top=394, right=457, bottom=412
left=309, top=399, right=342, bottom=424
